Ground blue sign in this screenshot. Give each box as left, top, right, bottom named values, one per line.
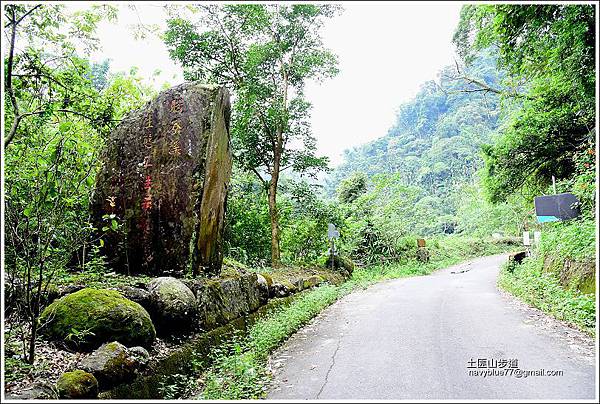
left=534, top=193, right=580, bottom=223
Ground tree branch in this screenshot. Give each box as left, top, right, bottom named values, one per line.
left=4, top=5, right=41, bottom=28
left=250, top=166, right=268, bottom=187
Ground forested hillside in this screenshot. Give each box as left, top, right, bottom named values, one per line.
left=326, top=50, right=504, bottom=195
left=323, top=49, right=528, bottom=238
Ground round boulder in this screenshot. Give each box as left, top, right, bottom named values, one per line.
left=39, top=288, right=156, bottom=350
left=147, top=277, right=197, bottom=334
left=80, top=341, right=148, bottom=389
left=128, top=346, right=150, bottom=366
left=325, top=255, right=355, bottom=277
left=270, top=280, right=297, bottom=298
left=303, top=275, right=325, bottom=289
left=56, top=370, right=98, bottom=399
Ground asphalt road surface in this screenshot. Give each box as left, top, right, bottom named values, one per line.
left=267, top=254, right=596, bottom=400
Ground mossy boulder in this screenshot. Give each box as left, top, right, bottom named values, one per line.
left=92, top=82, right=232, bottom=277
left=270, top=280, right=297, bottom=298
left=57, top=370, right=98, bottom=399
left=291, top=277, right=306, bottom=291
left=260, top=273, right=273, bottom=287
left=80, top=341, right=148, bottom=390
left=190, top=270, right=261, bottom=330
left=39, top=288, right=156, bottom=350
left=147, top=277, right=197, bottom=334
left=303, top=275, right=324, bottom=289
left=324, top=255, right=354, bottom=277
left=129, top=346, right=151, bottom=366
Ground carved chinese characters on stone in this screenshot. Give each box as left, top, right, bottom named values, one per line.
left=92, top=83, right=232, bottom=276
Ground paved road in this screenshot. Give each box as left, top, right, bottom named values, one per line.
left=267, top=254, right=596, bottom=400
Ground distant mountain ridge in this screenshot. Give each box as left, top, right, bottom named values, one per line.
left=325, top=50, right=506, bottom=199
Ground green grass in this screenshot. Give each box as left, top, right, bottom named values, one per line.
left=3, top=357, right=35, bottom=384
left=537, top=219, right=596, bottom=262
left=201, top=285, right=342, bottom=399
left=497, top=218, right=596, bottom=336
left=498, top=257, right=596, bottom=335
left=193, top=236, right=515, bottom=399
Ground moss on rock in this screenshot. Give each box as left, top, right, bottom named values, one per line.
left=543, top=256, right=596, bottom=295
left=324, top=255, right=355, bottom=276
left=57, top=370, right=98, bottom=399
left=303, top=275, right=324, bottom=289
left=147, top=277, right=197, bottom=334
left=189, top=270, right=261, bottom=330
left=39, top=288, right=156, bottom=350
left=80, top=341, right=146, bottom=390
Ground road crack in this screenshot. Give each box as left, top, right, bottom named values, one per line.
left=316, top=335, right=342, bottom=399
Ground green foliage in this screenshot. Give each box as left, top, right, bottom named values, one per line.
left=3, top=357, right=35, bottom=384
left=454, top=4, right=595, bottom=103
left=279, top=179, right=342, bottom=264
left=454, top=4, right=596, bottom=203
left=327, top=50, right=503, bottom=197
left=331, top=169, right=523, bottom=265
left=554, top=140, right=596, bottom=217
left=480, top=79, right=594, bottom=202
left=324, top=51, right=518, bottom=253
left=201, top=341, right=270, bottom=400
left=164, top=4, right=340, bottom=265
left=452, top=180, right=530, bottom=237
left=453, top=6, right=597, bottom=336
left=223, top=170, right=272, bottom=266
left=498, top=258, right=595, bottom=335
left=224, top=170, right=342, bottom=267
left=537, top=219, right=596, bottom=262
left=157, top=356, right=203, bottom=399
left=3, top=3, right=160, bottom=364
left=498, top=216, right=596, bottom=335
left=200, top=285, right=341, bottom=399
left=337, top=172, right=367, bottom=203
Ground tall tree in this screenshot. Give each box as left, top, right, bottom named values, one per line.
left=164, top=4, right=339, bottom=267
left=2, top=4, right=153, bottom=364
left=3, top=4, right=118, bottom=148
left=453, top=4, right=596, bottom=202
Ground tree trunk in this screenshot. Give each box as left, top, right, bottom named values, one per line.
left=267, top=66, right=288, bottom=268
left=268, top=151, right=282, bottom=268
left=28, top=313, right=37, bottom=364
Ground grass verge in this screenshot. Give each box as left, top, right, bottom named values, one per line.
left=497, top=219, right=596, bottom=336
left=498, top=257, right=595, bottom=336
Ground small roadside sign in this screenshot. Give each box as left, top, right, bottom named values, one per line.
left=328, top=223, right=340, bottom=240
left=523, top=231, right=531, bottom=246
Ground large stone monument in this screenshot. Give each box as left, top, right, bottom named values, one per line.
left=92, top=82, right=232, bottom=276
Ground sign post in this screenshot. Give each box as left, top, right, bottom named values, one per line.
left=328, top=223, right=340, bottom=270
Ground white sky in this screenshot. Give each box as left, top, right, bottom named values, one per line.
left=84, top=2, right=463, bottom=167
